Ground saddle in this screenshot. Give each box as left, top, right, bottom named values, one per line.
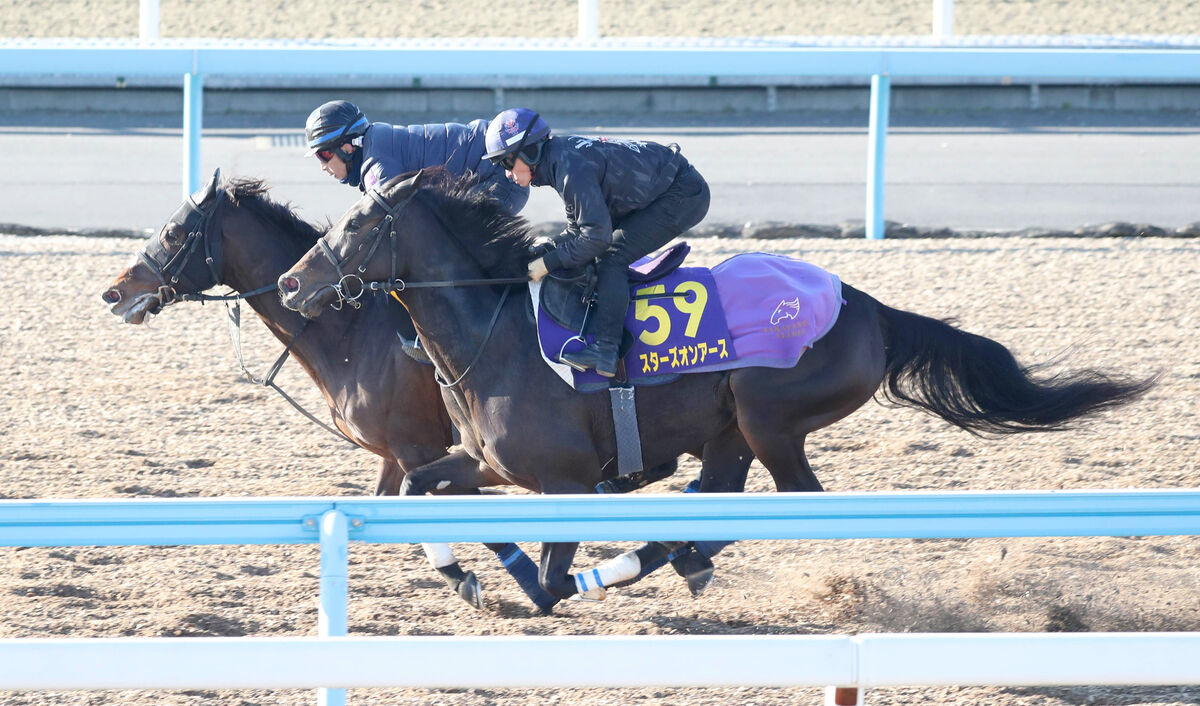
left=532, top=246, right=845, bottom=394
left=538, top=241, right=692, bottom=335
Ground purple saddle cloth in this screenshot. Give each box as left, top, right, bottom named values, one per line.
left=533, top=248, right=844, bottom=392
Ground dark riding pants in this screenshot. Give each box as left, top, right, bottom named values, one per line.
left=591, top=162, right=711, bottom=343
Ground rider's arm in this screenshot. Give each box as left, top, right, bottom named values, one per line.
left=542, top=164, right=612, bottom=272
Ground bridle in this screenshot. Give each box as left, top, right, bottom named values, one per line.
left=132, top=172, right=354, bottom=446
left=310, top=179, right=527, bottom=388
left=314, top=187, right=414, bottom=311
left=138, top=174, right=275, bottom=311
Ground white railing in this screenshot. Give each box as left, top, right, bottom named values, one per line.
left=3, top=490, right=1200, bottom=705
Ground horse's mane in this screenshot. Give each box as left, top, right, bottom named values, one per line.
left=401, top=168, right=536, bottom=278
left=221, top=176, right=326, bottom=248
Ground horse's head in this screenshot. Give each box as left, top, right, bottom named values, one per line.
left=101, top=169, right=225, bottom=324
left=278, top=171, right=425, bottom=319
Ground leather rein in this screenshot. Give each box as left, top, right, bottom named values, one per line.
left=313, top=186, right=527, bottom=389
left=142, top=186, right=355, bottom=446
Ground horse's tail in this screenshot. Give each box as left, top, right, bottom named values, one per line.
left=875, top=301, right=1155, bottom=435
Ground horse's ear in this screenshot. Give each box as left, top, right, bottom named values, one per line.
left=399, top=169, right=424, bottom=192
left=189, top=168, right=222, bottom=207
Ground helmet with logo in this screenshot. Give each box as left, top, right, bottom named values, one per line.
left=304, top=100, right=369, bottom=157
left=484, top=108, right=551, bottom=168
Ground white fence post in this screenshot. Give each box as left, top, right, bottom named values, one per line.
left=139, top=0, right=160, bottom=42
left=578, top=0, right=599, bottom=41
left=182, top=72, right=202, bottom=200
left=933, top=0, right=954, bottom=39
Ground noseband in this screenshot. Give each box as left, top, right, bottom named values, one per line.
left=138, top=182, right=276, bottom=309
left=139, top=188, right=224, bottom=310
left=314, top=188, right=412, bottom=311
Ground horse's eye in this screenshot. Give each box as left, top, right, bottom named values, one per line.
left=347, top=219, right=361, bottom=231
left=161, top=222, right=185, bottom=246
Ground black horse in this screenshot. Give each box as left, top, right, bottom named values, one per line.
left=277, top=170, right=1153, bottom=601
left=101, top=172, right=572, bottom=611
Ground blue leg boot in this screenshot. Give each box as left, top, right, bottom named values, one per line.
left=494, top=543, right=559, bottom=614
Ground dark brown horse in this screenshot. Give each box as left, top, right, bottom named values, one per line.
left=277, top=169, right=1154, bottom=601
left=101, top=172, right=570, bottom=611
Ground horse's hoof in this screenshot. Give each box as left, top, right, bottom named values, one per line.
left=683, top=552, right=715, bottom=598
left=569, top=586, right=607, bottom=602
left=457, top=571, right=483, bottom=610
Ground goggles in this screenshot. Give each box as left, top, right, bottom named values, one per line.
left=316, top=147, right=337, bottom=163
left=489, top=112, right=540, bottom=171
left=493, top=152, right=520, bottom=171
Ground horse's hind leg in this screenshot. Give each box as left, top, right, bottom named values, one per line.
left=645, top=427, right=755, bottom=596
left=674, top=427, right=756, bottom=595
left=745, top=431, right=823, bottom=493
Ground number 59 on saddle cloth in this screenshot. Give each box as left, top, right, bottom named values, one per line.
left=532, top=247, right=845, bottom=392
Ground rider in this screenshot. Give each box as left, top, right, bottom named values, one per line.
left=304, top=99, right=529, bottom=216
left=483, top=108, right=710, bottom=377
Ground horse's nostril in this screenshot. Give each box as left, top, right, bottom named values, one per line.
left=281, top=276, right=300, bottom=293
left=102, top=289, right=121, bottom=304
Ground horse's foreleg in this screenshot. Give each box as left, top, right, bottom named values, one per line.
left=400, top=450, right=558, bottom=612
left=486, top=542, right=559, bottom=614
left=399, top=447, right=486, bottom=496
left=538, top=541, right=584, bottom=601
left=421, top=542, right=482, bottom=609
left=542, top=539, right=688, bottom=603
left=373, top=457, right=405, bottom=496
left=372, top=455, right=480, bottom=609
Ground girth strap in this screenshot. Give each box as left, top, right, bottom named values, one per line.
left=609, top=385, right=643, bottom=476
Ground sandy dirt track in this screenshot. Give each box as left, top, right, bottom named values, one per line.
left=1, top=0, right=1198, bottom=39
left=0, top=223, right=1197, bottom=704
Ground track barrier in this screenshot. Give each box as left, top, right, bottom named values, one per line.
left=2, top=490, right=1200, bottom=704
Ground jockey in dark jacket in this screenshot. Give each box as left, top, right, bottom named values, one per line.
left=484, top=107, right=711, bottom=377
left=305, top=99, right=529, bottom=216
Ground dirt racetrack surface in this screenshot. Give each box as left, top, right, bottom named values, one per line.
left=1, top=223, right=1197, bottom=705
left=1, top=0, right=1198, bottom=39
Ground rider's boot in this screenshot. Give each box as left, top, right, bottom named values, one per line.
left=560, top=336, right=620, bottom=378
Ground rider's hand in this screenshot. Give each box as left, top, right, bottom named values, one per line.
left=527, top=257, right=549, bottom=282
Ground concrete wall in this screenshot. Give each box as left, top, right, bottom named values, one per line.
left=3, top=80, right=1200, bottom=121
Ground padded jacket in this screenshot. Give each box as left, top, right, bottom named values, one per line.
left=358, top=120, right=501, bottom=192
left=532, top=135, right=685, bottom=272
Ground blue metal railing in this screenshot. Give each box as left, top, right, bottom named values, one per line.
left=3, top=490, right=1200, bottom=704
left=1, top=42, right=1199, bottom=237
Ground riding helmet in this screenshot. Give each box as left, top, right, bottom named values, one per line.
left=304, top=99, right=369, bottom=156
left=484, top=108, right=551, bottom=167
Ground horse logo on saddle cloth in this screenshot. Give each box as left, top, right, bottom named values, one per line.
left=532, top=242, right=845, bottom=486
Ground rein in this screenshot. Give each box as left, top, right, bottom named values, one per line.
left=224, top=299, right=357, bottom=446
left=314, top=185, right=530, bottom=388
left=142, top=180, right=356, bottom=447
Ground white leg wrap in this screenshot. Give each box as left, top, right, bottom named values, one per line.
left=422, top=542, right=458, bottom=569
left=573, top=549, right=642, bottom=596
